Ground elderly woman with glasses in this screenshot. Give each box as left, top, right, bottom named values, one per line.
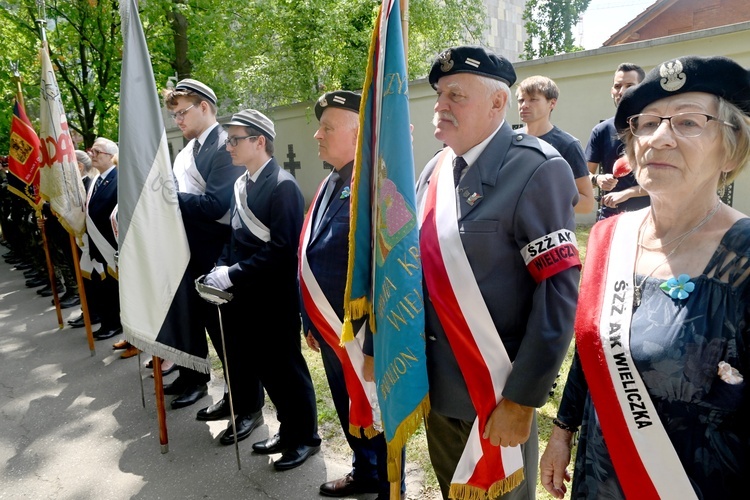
left=540, top=55, right=750, bottom=499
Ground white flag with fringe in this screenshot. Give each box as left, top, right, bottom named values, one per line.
left=117, top=0, right=209, bottom=372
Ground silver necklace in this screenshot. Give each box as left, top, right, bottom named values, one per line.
left=633, top=200, right=722, bottom=307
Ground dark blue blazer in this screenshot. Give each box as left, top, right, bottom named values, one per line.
left=87, top=168, right=118, bottom=265
left=177, top=125, right=244, bottom=274
left=220, top=158, right=304, bottom=316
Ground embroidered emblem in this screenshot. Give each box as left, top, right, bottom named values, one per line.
left=659, top=60, right=686, bottom=92
left=659, top=273, right=694, bottom=300
left=340, top=186, right=350, bottom=199
left=467, top=192, right=482, bottom=205
left=438, top=50, right=454, bottom=73
left=465, top=57, right=480, bottom=69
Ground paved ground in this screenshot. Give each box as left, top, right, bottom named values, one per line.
left=0, top=255, right=430, bottom=500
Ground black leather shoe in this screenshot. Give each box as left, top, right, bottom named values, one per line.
left=273, top=444, right=320, bottom=471
left=163, top=377, right=187, bottom=395
left=319, top=472, right=379, bottom=497
left=196, top=397, right=230, bottom=421
left=37, top=284, right=65, bottom=297
left=219, top=411, right=264, bottom=445
left=93, top=326, right=122, bottom=340
left=252, top=433, right=286, bottom=454
left=68, top=313, right=101, bottom=328
left=23, top=269, right=42, bottom=278
left=26, top=276, right=48, bottom=288
left=13, top=261, right=33, bottom=270
left=170, top=384, right=208, bottom=409
left=57, top=294, right=81, bottom=309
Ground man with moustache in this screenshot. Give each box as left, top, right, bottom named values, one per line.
left=204, top=109, right=320, bottom=468
left=162, top=79, right=244, bottom=410
left=416, top=46, right=580, bottom=499
left=586, top=63, right=649, bottom=219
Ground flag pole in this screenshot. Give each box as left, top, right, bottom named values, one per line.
left=69, top=235, right=96, bottom=354
left=401, top=0, right=409, bottom=69
left=14, top=59, right=63, bottom=328
left=392, top=2, right=408, bottom=499
left=38, top=217, right=64, bottom=327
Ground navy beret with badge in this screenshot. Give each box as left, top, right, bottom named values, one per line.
left=224, top=109, right=276, bottom=140
left=615, top=55, right=750, bottom=131
left=428, top=46, right=517, bottom=88
left=315, top=90, right=362, bottom=120
left=174, top=78, right=217, bottom=105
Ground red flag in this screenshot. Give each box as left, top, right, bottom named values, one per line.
left=8, top=99, right=42, bottom=208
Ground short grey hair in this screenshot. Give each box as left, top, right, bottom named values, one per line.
left=94, top=137, right=119, bottom=156
left=75, top=150, right=92, bottom=172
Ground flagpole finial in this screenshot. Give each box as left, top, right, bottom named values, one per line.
left=35, top=0, right=48, bottom=42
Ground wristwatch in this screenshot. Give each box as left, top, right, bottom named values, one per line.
left=591, top=174, right=599, bottom=187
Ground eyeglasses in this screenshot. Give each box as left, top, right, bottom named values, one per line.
left=89, top=148, right=112, bottom=157
left=627, top=112, right=737, bottom=138
left=225, top=135, right=259, bottom=147
left=169, top=104, right=195, bottom=121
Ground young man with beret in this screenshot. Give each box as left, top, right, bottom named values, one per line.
left=415, top=46, right=581, bottom=499
left=205, top=109, right=321, bottom=469
left=300, top=91, right=401, bottom=499
left=162, top=79, right=245, bottom=411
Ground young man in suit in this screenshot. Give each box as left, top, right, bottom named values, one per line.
left=204, top=109, right=320, bottom=469
left=299, top=91, right=397, bottom=499
left=84, top=137, right=121, bottom=341
left=162, top=79, right=245, bottom=410
left=415, top=46, right=581, bottom=499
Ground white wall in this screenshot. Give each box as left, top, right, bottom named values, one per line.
left=166, top=22, right=750, bottom=222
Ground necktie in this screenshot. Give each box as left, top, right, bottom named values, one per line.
left=453, top=156, right=467, bottom=187
left=193, top=140, right=201, bottom=158
left=313, top=171, right=341, bottom=231
left=94, top=176, right=104, bottom=194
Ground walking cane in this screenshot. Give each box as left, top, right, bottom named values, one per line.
left=195, top=276, right=241, bottom=470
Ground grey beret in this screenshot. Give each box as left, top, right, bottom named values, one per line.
left=224, top=109, right=276, bottom=140
left=174, top=78, right=217, bottom=105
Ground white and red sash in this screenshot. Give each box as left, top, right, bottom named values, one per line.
left=298, top=180, right=381, bottom=439
left=576, top=210, right=697, bottom=500
left=418, top=151, right=523, bottom=498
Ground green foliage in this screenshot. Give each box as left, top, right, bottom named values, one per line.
left=1, top=0, right=484, bottom=152
left=1, top=0, right=122, bottom=148
left=522, top=0, right=590, bottom=60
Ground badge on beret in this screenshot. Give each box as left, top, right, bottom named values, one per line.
left=659, top=60, right=686, bottom=92
left=438, top=50, right=454, bottom=73
left=318, top=96, right=328, bottom=108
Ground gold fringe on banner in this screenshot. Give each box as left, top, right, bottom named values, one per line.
left=449, top=468, right=524, bottom=500
left=386, top=395, right=430, bottom=481
left=349, top=423, right=381, bottom=440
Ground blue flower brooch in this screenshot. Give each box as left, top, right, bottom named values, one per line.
left=660, top=274, right=695, bottom=300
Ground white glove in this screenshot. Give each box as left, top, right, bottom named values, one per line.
left=204, top=266, right=233, bottom=291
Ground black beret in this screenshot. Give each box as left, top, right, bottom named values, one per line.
left=615, top=55, right=750, bottom=131
left=429, top=46, right=516, bottom=88
left=315, top=91, right=361, bottom=120
left=174, top=78, right=217, bottom=105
